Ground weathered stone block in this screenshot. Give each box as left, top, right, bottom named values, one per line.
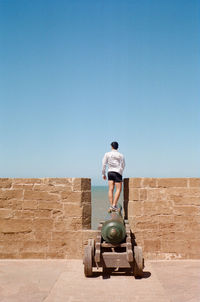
left=182, top=221, right=200, bottom=232
left=158, top=201, right=174, bottom=215
left=33, top=183, right=72, bottom=193
left=185, top=253, right=200, bottom=259
left=123, top=178, right=129, bottom=201
left=173, top=196, right=200, bottom=205
left=32, top=219, right=54, bottom=231
left=143, top=200, right=174, bottom=216
left=128, top=201, right=142, bottom=216
left=129, top=178, right=142, bottom=187
left=47, top=178, right=72, bottom=185
left=34, top=231, right=52, bottom=240
left=143, top=201, right=157, bottom=216
left=123, top=178, right=129, bottom=187
left=166, top=188, right=187, bottom=199
left=159, top=222, right=176, bottom=231
left=63, top=231, right=83, bottom=258
left=17, top=210, right=35, bottom=219
left=0, top=199, right=12, bottom=208
left=132, top=214, right=159, bottom=223
left=82, top=204, right=91, bottom=229
left=72, top=178, right=91, bottom=191
left=187, top=240, right=200, bottom=253
left=189, top=178, right=200, bottom=187
left=82, top=203, right=91, bottom=218
left=54, top=217, right=82, bottom=231
left=147, top=188, right=167, bottom=201
left=53, top=220, right=66, bottom=232
left=157, top=178, right=187, bottom=188
left=158, top=215, right=174, bottom=224
left=0, top=241, right=22, bottom=253
left=142, top=178, right=157, bottom=188
left=63, top=204, right=82, bottom=217
left=0, top=189, right=23, bottom=200
left=173, top=206, right=199, bottom=216
left=82, top=216, right=91, bottom=230
left=51, top=209, right=63, bottom=219
left=61, top=191, right=82, bottom=203
left=134, top=221, right=159, bottom=231
left=140, top=188, right=147, bottom=200
left=159, top=231, right=175, bottom=241
left=20, top=252, right=46, bottom=259
left=24, top=190, right=59, bottom=201
left=12, top=184, right=34, bottom=190
left=23, top=200, right=38, bottom=209
left=144, top=240, right=160, bottom=252
left=34, top=209, right=52, bottom=218
left=67, top=217, right=83, bottom=231
left=38, top=201, right=62, bottom=210
left=82, top=191, right=91, bottom=203
left=47, top=240, right=68, bottom=253
left=129, top=188, right=139, bottom=200
left=46, top=252, right=65, bottom=259
left=21, top=241, right=48, bottom=252
left=0, top=231, right=34, bottom=241
left=0, top=209, right=13, bottom=218
left=13, top=178, right=42, bottom=184
left=1, top=219, right=32, bottom=233
left=186, top=188, right=200, bottom=197
left=161, top=240, right=187, bottom=253
left=0, top=178, right=12, bottom=188
left=11, top=200, right=23, bottom=210
left=52, top=231, right=67, bottom=240
left=0, top=253, right=19, bottom=259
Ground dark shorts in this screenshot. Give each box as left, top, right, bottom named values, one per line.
left=108, top=171, right=122, bottom=183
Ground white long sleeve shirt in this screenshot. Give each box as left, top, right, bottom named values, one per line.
left=102, top=149, right=125, bottom=177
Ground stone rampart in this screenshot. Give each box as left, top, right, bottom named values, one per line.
left=1, top=177, right=200, bottom=260
left=0, top=178, right=97, bottom=259
left=124, top=178, right=200, bottom=260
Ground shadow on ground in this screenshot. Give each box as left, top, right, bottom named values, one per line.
left=90, top=268, right=151, bottom=279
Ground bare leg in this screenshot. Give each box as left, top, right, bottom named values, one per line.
left=108, top=180, right=115, bottom=206
left=113, top=182, right=122, bottom=207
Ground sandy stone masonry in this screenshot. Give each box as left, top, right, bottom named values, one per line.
left=1, top=177, right=200, bottom=260
left=124, top=178, right=200, bottom=260
left=0, top=178, right=97, bottom=259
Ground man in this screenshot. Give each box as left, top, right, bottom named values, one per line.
left=102, top=141, right=125, bottom=212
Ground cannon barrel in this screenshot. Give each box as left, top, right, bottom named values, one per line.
left=101, top=205, right=126, bottom=244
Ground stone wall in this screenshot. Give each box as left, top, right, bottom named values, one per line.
left=1, top=177, right=200, bottom=260
left=0, top=178, right=97, bottom=259
left=124, top=178, right=200, bottom=260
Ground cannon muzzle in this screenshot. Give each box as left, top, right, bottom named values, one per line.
left=101, top=206, right=126, bottom=244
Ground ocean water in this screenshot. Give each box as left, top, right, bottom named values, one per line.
left=91, top=185, right=124, bottom=229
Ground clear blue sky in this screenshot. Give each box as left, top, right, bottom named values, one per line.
left=0, top=0, right=199, bottom=185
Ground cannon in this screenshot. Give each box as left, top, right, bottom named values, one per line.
left=83, top=205, right=144, bottom=278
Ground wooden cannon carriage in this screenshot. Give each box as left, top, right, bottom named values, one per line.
left=83, top=209, right=144, bottom=278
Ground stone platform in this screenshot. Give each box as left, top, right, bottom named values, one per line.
left=0, top=260, right=199, bottom=302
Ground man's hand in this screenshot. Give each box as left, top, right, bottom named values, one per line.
left=103, top=175, right=106, bottom=180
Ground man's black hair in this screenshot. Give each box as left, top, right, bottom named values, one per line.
left=111, top=141, right=119, bottom=150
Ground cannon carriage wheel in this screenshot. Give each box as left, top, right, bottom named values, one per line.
left=133, top=246, right=143, bottom=278
left=84, top=239, right=95, bottom=277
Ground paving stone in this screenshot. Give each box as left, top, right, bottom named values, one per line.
left=0, top=260, right=199, bottom=302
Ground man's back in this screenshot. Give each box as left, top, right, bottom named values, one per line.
left=102, top=149, right=125, bottom=176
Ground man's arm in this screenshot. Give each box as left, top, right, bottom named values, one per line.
left=121, top=155, right=125, bottom=171
left=102, top=153, right=108, bottom=177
